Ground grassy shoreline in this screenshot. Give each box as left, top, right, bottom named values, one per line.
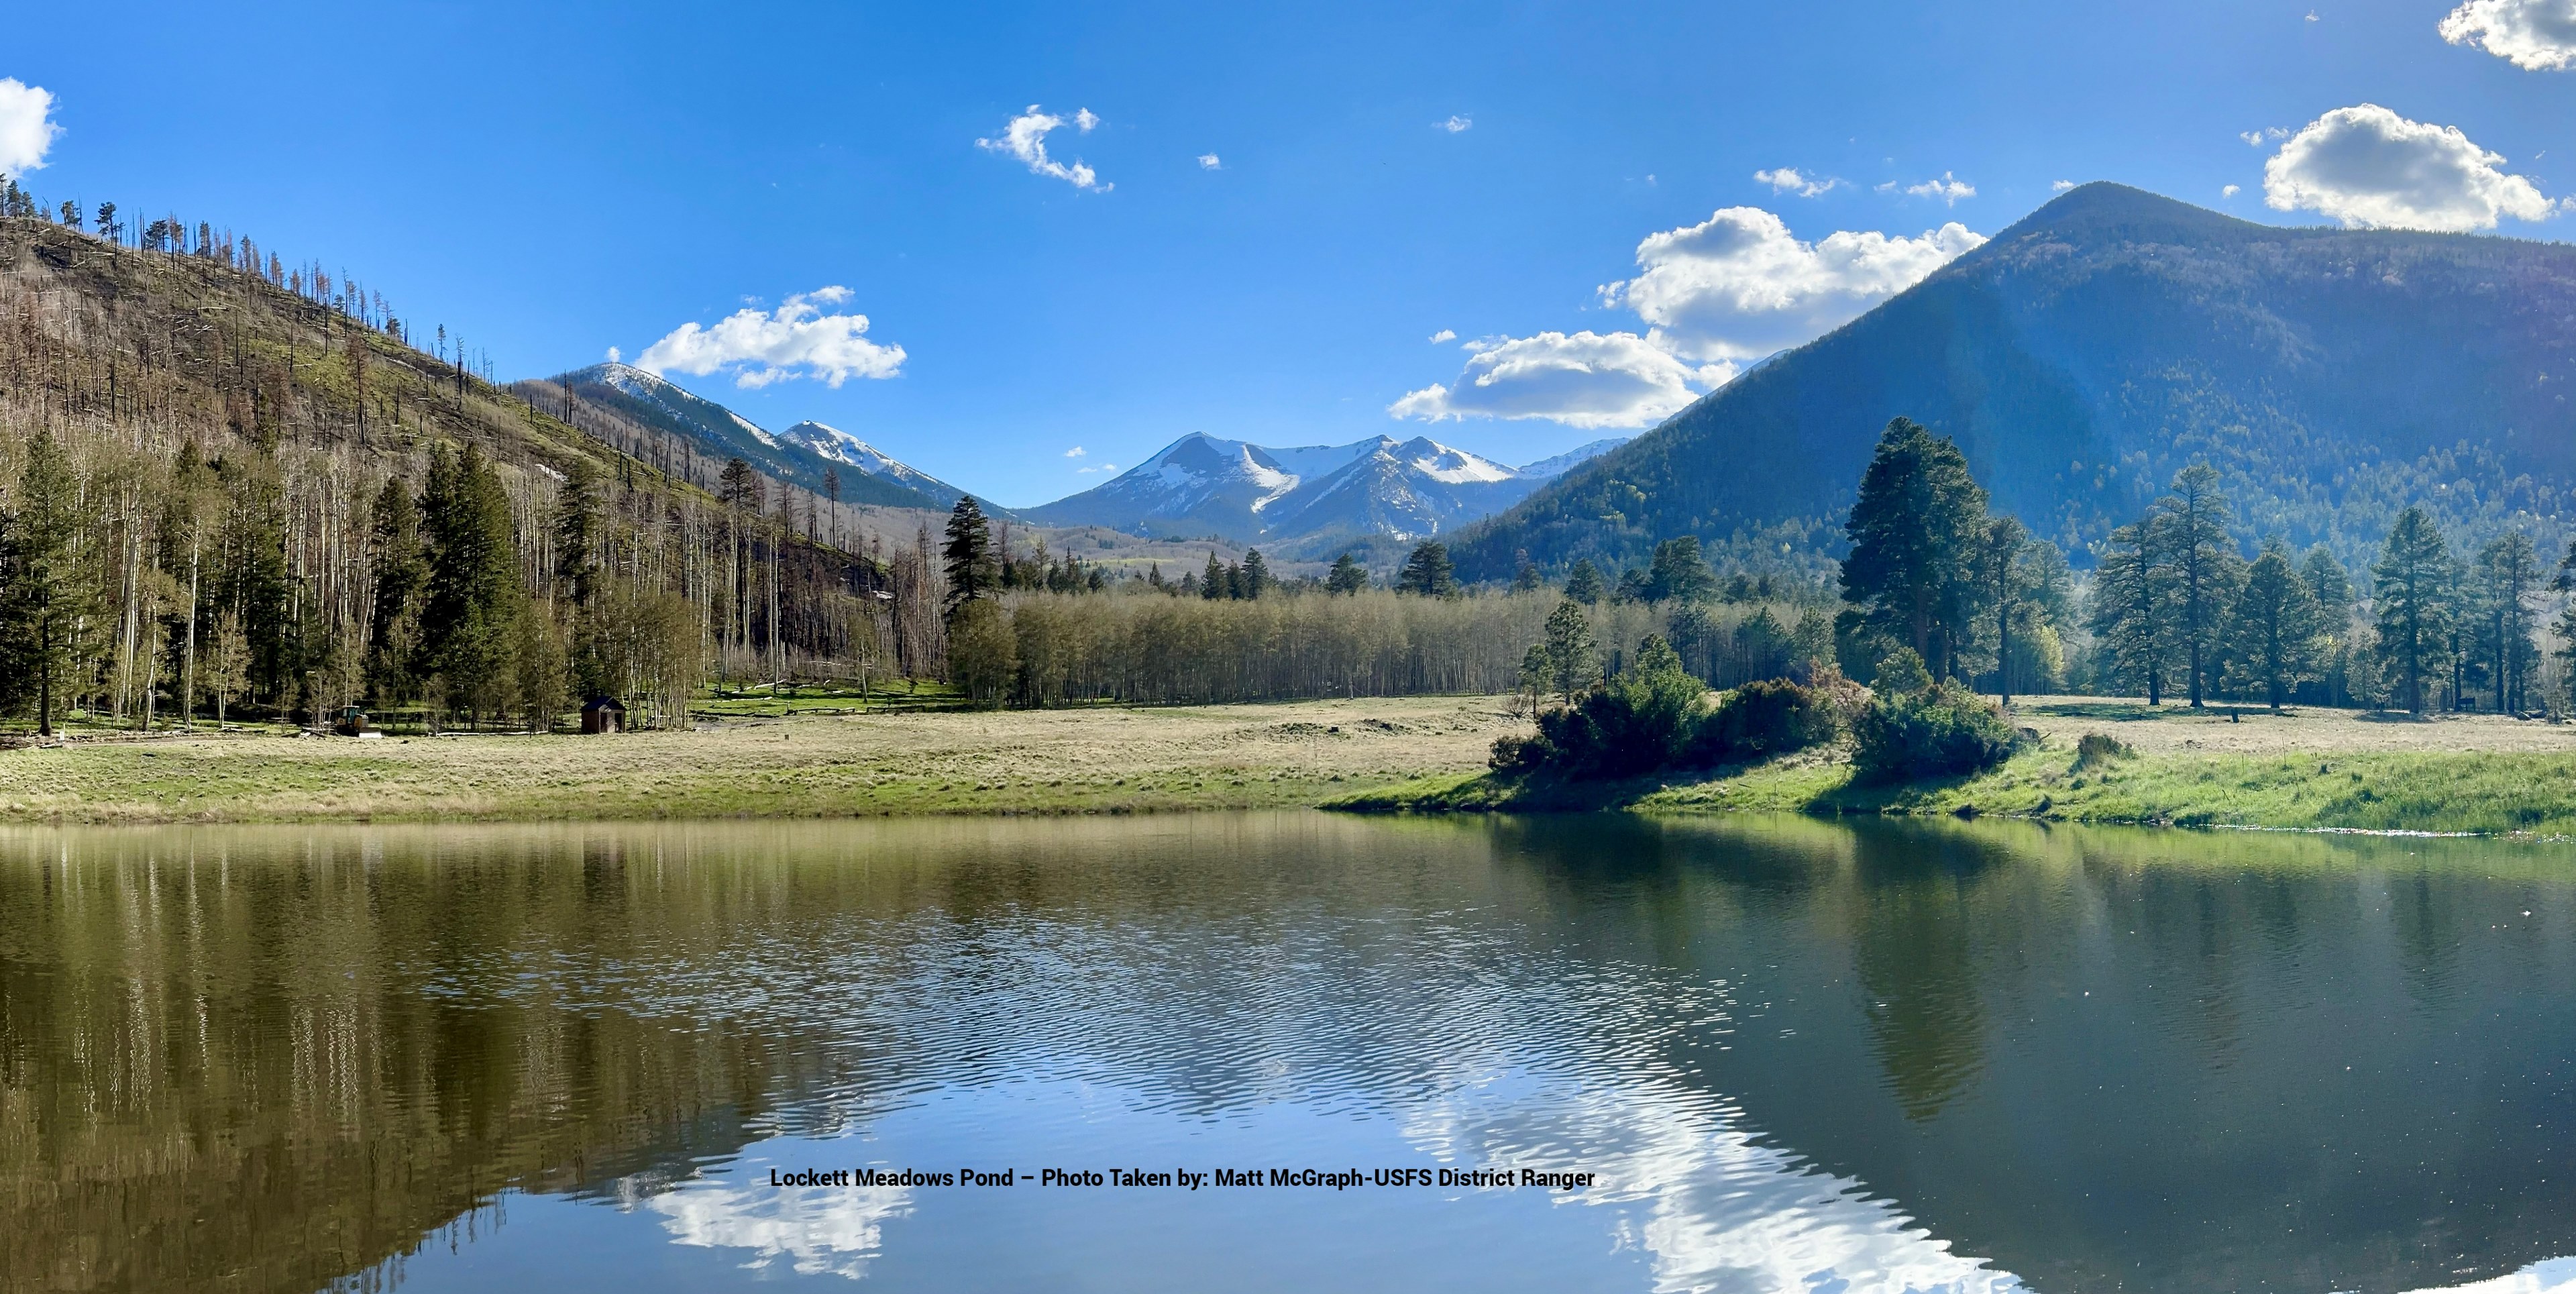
left=7, top=694, right=2575, bottom=834
left=0, top=696, right=1520, bottom=824
left=1329, top=697, right=2576, bottom=837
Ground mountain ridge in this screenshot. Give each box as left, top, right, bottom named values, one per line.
left=1450, top=182, right=2576, bottom=582
left=1026, top=431, right=1626, bottom=555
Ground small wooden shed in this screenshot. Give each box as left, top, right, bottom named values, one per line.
left=581, top=696, right=627, bottom=735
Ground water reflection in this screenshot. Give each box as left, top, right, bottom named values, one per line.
left=3, top=816, right=2575, bottom=1293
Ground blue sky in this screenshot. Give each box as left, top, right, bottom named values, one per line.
left=5, top=0, right=2572, bottom=506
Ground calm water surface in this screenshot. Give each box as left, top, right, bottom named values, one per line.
left=6, top=814, right=2576, bottom=1293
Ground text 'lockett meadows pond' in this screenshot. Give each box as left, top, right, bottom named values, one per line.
left=767, top=1165, right=1603, bottom=1191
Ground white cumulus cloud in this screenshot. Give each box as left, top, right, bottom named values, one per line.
left=1600, top=207, right=1985, bottom=361
left=1903, top=171, right=1976, bottom=205
left=1754, top=168, right=1840, bottom=198
left=1388, top=331, right=1732, bottom=430
left=637, top=288, right=907, bottom=388
left=1064, top=445, right=1085, bottom=457
left=2222, top=184, right=2242, bottom=198
left=1438, top=115, right=1472, bottom=133
left=1428, top=329, right=1456, bottom=343
left=1197, top=153, right=1222, bottom=170
left=2263, top=103, right=2556, bottom=231
left=2051, top=179, right=2078, bottom=192
left=0, top=78, right=62, bottom=176
left=2440, top=0, right=2576, bottom=69
left=976, top=104, right=1110, bottom=191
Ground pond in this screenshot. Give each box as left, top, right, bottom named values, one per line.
left=5, top=814, right=2575, bottom=1293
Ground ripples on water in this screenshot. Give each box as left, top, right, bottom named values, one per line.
left=4, top=814, right=2575, bottom=1293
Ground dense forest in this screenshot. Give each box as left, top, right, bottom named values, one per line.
left=0, top=189, right=922, bottom=735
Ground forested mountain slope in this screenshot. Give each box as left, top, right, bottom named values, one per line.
left=1454, top=183, right=2576, bottom=582
left=515, top=362, right=968, bottom=513
left=0, top=212, right=918, bottom=724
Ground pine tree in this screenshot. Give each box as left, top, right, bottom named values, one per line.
left=1201, top=551, right=1229, bottom=600
left=1512, top=550, right=1542, bottom=592
left=1646, top=536, right=1717, bottom=603
left=366, top=476, right=426, bottom=710
left=1397, top=542, right=1457, bottom=597
left=1974, top=515, right=2068, bottom=708
left=2301, top=545, right=2356, bottom=705
left=555, top=459, right=601, bottom=609
left=1542, top=596, right=1599, bottom=704
left=0, top=429, right=98, bottom=736
left=941, top=496, right=996, bottom=617
left=1564, top=558, right=1605, bottom=605
left=2150, top=464, right=2243, bottom=708
left=2556, top=539, right=2576, bottom=712
left=1239, top=549, right=1272, bottom=598
left=1839, top=417, right=1989, bottom=682
left=1326, top=553, right=1367, bottom=594
left=418, top=445, right=526, bottom=726
left=2473, top=531, right=2540, bottom=713
left=2373, top=506, right=2455, bottom=714
left=2222, top=538, right=2325, bottom=711
left=2088, top=521, right=2176, bottom=704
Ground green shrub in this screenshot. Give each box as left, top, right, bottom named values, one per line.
left=1851, top=680, right=2021, bottom=783
left=2073, top=731, right=2133, bottom=769
left=1500, top=634, right=1708, bottom=780
left=1683, top=678, right=1844, bottom=767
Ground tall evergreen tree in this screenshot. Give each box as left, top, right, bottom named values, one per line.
left=1397, top=542, right=1456, bottom=597
left=2150, top=464, right=2243, bottom=708
left=1973, top=515, right=2068, bottom=708
left=555, top=458, right=602, bottom=609
left=1512, top=550, right=1542, bottom=592
left=2373, top=506, right=2455, bottom=714
left=2300, top=544, right=2357, bottom=706
left=1238, top=548, right=1272, bottom=598
left=2222, top=537, right=2325, bottom=711
left=1542, top=596, right=1599, bottom=704
left=2088, top=521, right=2177, bottom=704
left=366, top=476, right=426, bottom=709
left=418, top=445, right=526, bottom=724
left=1200, top=550, right=1230, bottom=600
left=941, top=496, right=997, bottom=617
left=1645, top=536, right=1717, bottom=604
left=2473, top=531, right=2540, bottom=714
left=0, top=429, right=97, bottom=736
left=1840, top=417, right=1989, bottom=682
left=1326, top=553, right=1368, bottom=594
left=1563, top=558, right=1605, bottom=605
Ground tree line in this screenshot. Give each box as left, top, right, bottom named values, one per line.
left=1837, top=417, right=2571, bottom=715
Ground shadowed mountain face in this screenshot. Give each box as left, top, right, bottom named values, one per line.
left=1026, top=431, right=1624, bottom=555
left=533, top=363, right=967, bottom=511
left=1453, top=183, right=2576, bottom=581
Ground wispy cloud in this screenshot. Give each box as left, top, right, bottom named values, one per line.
left=1428, top=329, right=1456, bottom=343
left=1437, top=115, right=1472, bottom=133
left=1754, top=168, right=1840, bottom=198
left=1902, top=171, right=1976, bottom=205
left=2051, top=180, right=2078, bottom=192
left=1196, top=153, right=1222, bottom=170
left=1064, top=446, right=1086, bottom=457
left=976, top=105, right=1110, bottom=191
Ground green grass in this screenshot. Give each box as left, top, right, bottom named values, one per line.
left=1332, top=744, right=2576, bottom=837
